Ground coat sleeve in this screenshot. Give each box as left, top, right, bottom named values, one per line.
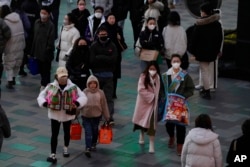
left=226, top=139, right=236, bottom=165
left=213, top=139, right=223, bottom=167
left=181, top=134, right=190, bottom=167
left=37, top=85, right=50, bottom=107
left=182, top=74, right=194, bottom=99
left=75, top=87, right=88, bottom=109
left=138, top=75, right=155, bottom=104
left=0, top=105, right=11, bottom=138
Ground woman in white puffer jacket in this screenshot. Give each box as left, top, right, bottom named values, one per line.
left=57, top=13, right=80, bottom=67
left=181, top=114, right=223, bottom=167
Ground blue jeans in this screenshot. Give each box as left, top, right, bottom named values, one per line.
left=81, top=116, right=100, bottom=149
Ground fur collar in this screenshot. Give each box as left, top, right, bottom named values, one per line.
left=196, top=13, right=220, bottom=26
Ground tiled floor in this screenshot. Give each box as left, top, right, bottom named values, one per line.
left=1, top=0, right=249, bottom=167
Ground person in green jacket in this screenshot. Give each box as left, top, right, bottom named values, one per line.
left=162, top=54, right=194, bottom=156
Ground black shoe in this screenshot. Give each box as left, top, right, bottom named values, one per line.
left=47, top=154, right=57, bottom=163
left=85, top=148, right=91, bottom=158
left=19, top=70, right=27, bottom=77
left=91, top=145, right=96, bottom=151
left=201, top=89, right=211, bottom=100
left=6, top=81, right=14, bottom=89
left=12, top=77, right=16, bottom=85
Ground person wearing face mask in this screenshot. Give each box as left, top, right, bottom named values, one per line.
left=66, top=37, right=90, bottom=90
left=99, top=13, right=127, bottom=98
left=56, top=13, right=80, bottom=67
left=84, top=6, right=105, bottom=46
left=71, top=0, right=90, bottom=37
left=37, top=67, right=87, bottom=163
left=132, top=61, right=161, bottom=153
left=162, top=54, right=194, bottom=156
left=138, top=17, right=164, bottom=71
left=31, top=6, right=55, bottom=91
left=162, top=11, right=187, bottom=69
left=89, top=27, right=117, bottom=124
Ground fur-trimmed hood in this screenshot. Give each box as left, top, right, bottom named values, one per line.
left=196, top=10, right=221, bottom=26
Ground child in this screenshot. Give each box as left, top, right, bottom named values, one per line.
left=81, top=75, right=110, bottom=158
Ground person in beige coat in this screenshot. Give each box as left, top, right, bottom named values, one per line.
left=132, top=61, right=161, bottom=153
left=81, top=75, right=110, bottom=158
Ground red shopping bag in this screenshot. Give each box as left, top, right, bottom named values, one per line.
left=70, top=119, right=82, bottom=140
left=98, top=123, right=113, bottom=144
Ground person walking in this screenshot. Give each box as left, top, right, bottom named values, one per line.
left=189, top=2, right=223, bottom=99
left=226, top=119, right=250, bottom=167
left=1, top=5, right=25, bottom=89
left=89, top=26, right=117, bottom=124
left=71, top=0, right=90, bottom=37
left=37, top=67, right=87, bottom=164
left=0, top=17, right=11, bottom=86
left=85, top=6, right=105, bottom=46
left=162, top=54, right=194, bottom=156
left=66, top=37, right=90, bottom=90
left=138, top=17, right=164, bottom=71
left=132, top=61, right=161, bottom=153
left=81, top=75, right=110, bottom=158
left=57, top=13, right=80, bottom=67
left=162, top=11, right=187, bottom=68
left=31, top=6, right=55, bottom=91
left=181, top=114, right=223, bottom=167
left=111, top=0, right=129, bottom=29
left=90, top=0, right=113, bottom=16
left=100, top=13, right=126, bottom=98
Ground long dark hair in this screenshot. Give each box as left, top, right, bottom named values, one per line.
left=143, top=61, right=160, bottom=89
left=195, top=114, right=213, bottom=130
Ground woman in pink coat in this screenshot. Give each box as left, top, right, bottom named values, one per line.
left=132, top=61, right=161, bottom=153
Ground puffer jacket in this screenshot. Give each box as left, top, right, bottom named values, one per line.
left=37, top=79, right=87, bottom=122
left=0, top=18, right=11, bottom=55
left=57, top=24, right=80, bottom=67
left=81, top=75, right=110, bottom=120
left=181, top=128, right=223, bottom=167
left=3, top=12, right=25, bottom=64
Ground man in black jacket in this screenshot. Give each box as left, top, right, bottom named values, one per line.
left=89, top=27, right=117, bottom=123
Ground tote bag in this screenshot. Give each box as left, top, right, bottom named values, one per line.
left=99, top=123, right=113, bottom=144
left=140, top=49, right=159, bottom=61
left=70, top=119, right=82, bottom=140
left=28, top=57, right=39, bottom=75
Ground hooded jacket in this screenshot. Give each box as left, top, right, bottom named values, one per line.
left=3, top=12, right=25, bottom=63
left=181, top=128, right=223, bottom=167
left=81, top=75, right=110, bottom=120
left=190, top=13, right=223, bottom=62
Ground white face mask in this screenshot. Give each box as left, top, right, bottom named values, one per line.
left=148, top=70, right=157, bottom=76
left=172, top=62, right=181, bottom=69
left=94, top=12, right=102, bottom=19
left=148, top=25, right=156, bottom=30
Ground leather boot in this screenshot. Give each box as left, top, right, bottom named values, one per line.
left=6, top=81, right=14, bottom=89
left=149, top=136, right=155, bottom=153
left=168, top=137, right=175, bottom=148
left=177, top=144, right=183, bottom=156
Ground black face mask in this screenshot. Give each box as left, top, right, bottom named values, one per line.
left=99, top=36, right=108, bottom=42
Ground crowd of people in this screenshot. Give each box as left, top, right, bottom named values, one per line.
left=0, top=0, right=249, bottom=166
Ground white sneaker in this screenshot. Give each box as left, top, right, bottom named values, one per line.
left=195, top=85, right=203, bottom=90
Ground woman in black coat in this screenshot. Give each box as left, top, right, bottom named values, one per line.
left=100, top=13, right=127, bottom=98
left=71, top=0, right=90, bottom=36
left=139, top=17, right=164, bottom=71
left=189, top=2, right=223, bottom=99
left=66, top=37, right=90, bottom=90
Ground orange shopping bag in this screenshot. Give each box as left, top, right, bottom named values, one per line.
left=70, top=118, right=82, bottom=140
left=98, top=123, right=113, bottom=144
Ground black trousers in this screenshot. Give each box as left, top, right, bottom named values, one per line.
left=50, top=119, right=71, bottom=154
left=131, top=20, right=143, bottom=48
left=37, top=60, right=51, bottom=87
left=166, top=122, right=186, bottom=144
